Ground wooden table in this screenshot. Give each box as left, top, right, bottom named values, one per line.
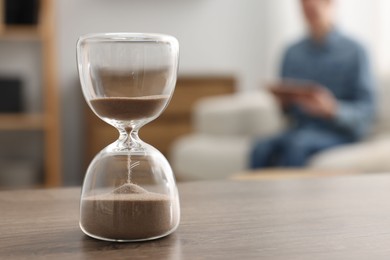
left=231, top=168, right=358, bottom=181
left=2, top=174, right=390, bottom=259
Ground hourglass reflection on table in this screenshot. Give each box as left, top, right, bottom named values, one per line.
left=77, top=33, right=180, bottom=242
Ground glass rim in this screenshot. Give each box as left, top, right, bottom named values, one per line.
left=77, top=32, right=179, bottom=44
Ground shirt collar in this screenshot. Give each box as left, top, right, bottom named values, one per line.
left=306, top=27, right=340, bottom=50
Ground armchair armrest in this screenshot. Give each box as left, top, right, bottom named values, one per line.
left=308, top=135, right=390, bottom=172
left=193, top=90, right=286, bottom=137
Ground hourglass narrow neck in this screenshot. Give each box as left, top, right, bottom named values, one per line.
left=117, top=127, right=141, bottom=149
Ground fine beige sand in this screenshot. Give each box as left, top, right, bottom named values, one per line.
left=80, top=183, right=176, bottom=241
left=90, top=95, right=169, bottom=121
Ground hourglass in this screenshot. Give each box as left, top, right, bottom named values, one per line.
left=77, top=33, right=180, bottom=242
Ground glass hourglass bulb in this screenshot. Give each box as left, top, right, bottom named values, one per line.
left=77, top=33, right=180, bottom=242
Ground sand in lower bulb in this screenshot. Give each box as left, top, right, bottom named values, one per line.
left=80, top=183, right=176, bottom=241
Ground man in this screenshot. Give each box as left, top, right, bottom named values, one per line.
left=249, top=0, right=376, bottom=168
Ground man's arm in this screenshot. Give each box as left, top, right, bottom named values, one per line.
left=333, top=48, right=376, bottom=138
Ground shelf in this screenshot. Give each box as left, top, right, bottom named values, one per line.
left=0, top=25, right=41, bottom=40
left=0, top=0, right=62, bottom=187
left=0, top=113, right=44, bottom=130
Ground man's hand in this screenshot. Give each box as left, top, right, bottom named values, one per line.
left=268, top=81, right=338, bottom=118
left=293, top=86, right=337, bottom=119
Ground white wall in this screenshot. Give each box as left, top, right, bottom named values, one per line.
left=336, top=0, right=390, bottom=75
left=262, top=0, right=304, bottom=79
left=56, top=0, right=268, bottom=184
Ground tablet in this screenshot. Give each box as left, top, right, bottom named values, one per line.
left=268, top=79, right=320, bottom=97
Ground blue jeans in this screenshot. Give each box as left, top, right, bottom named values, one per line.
left=249, top=127, right=354, bottom=169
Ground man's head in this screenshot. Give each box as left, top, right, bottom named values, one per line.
left=300, top=0, right=335, bottom=39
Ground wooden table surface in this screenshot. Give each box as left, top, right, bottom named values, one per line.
left=2, top=174, right=390, bottom=259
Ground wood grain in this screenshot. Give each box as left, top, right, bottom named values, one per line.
left=2, top=174, right=390, bottom=259
left=40, top=0, right=62, bottom=187
left=231, top=168, right=358, bottom=181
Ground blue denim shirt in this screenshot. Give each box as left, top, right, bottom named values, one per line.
left=281, top=29, right=376, bottom=140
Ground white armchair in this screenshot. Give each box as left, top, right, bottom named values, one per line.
left=170, top=77, right=390, bottom=180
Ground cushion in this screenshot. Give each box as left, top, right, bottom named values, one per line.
left=193, top=90, right=286, bottom=137
left=372, top=76, right=390, bottom=135
left=170, top=135, right=252, bottom=180
left=308, top=135, right=390, bottom=172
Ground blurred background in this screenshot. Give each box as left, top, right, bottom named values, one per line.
left=0, top=0, right=389, bottom=188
